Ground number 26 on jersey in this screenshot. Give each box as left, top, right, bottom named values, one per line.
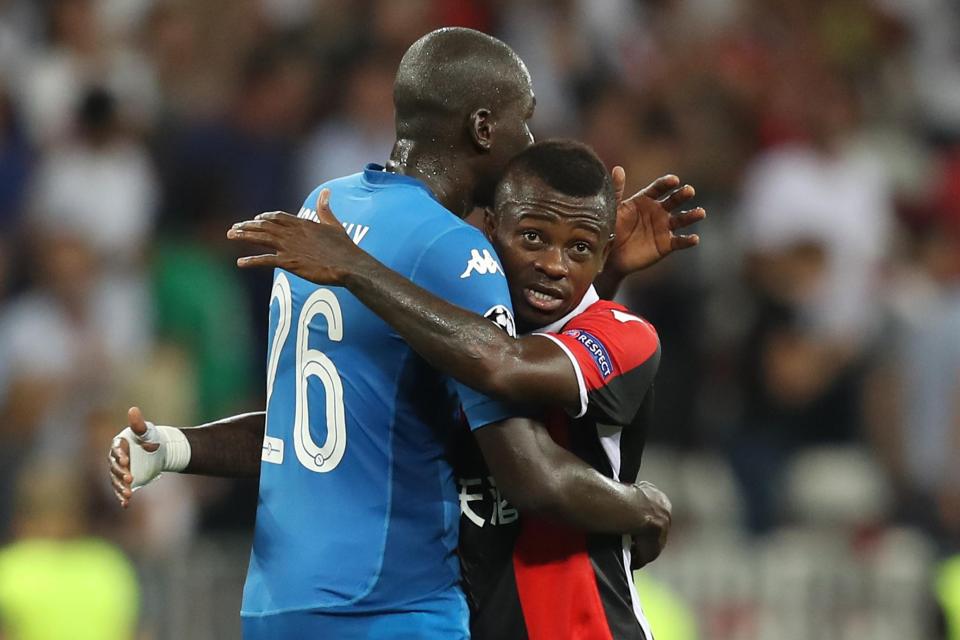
left=263, top=272, right=348, bottom=473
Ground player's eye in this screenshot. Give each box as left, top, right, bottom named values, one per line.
left=521, top=230, right=542, bottom=244
left=572, top=241, right=592, bottom=254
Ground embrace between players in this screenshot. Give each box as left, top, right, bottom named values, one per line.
left=109, top=28, right=704, bottom=640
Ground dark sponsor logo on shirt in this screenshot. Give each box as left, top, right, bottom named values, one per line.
left=563, top=329, right=613, bottom=378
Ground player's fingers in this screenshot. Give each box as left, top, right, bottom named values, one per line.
left=668, top=207, right=706, bottom=231
left=110, top=456, right=132, bottom=485
left=231, top=219, right=282, bottom=236
left=109, top=444, right=128, bottom=470
left=113, top=486, right=131, bottom=508
left=237, top=254, right=282, bottom=269
left=226, top=228, right=283, bottom=248
left=111, top=472, right=132, bottom=500
left=611, top=166, right=626, bottom=204
left=128, top=407, right=147, bottom=436
left=314, top=189, right=340, bottom=226
left=639, top=174, right=680, bottom=201
left=658, top=184, right=695, bottom=211
left=111, top=437, right=129, bottom=462
left=670, top=234, right=700, bottom=251
left=254, top=211, right=297, bottom=225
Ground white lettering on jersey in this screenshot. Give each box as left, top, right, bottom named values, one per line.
left=458, top=476, right=518, bottom=528
left=296, top=207, right=370, bottom=246
left=612, top=309, right=643, bottom=324
left=459, top=478, right=485, bottom=527
left=460, top=249, right=504, bottom=279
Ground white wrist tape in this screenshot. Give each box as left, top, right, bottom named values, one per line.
left=113, top=422, right=192, bottom=490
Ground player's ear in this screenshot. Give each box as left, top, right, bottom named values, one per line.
left=469, top=108, right=493, bottom=153
left=482, top=207, right=498, bottom=242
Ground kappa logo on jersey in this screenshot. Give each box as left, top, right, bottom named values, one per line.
left=564, top=329, right=613, bottom=378
left=460, top=249, right=504, bottom=279
left=484, top=304, right=517, bottom=337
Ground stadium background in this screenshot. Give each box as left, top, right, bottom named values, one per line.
left=0, top=0, right=958, bottom=638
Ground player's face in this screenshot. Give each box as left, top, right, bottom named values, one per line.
left=488, top=177, right=613, bottom=332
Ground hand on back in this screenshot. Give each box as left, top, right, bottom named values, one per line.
left=228, top=189, right=363, bottom=285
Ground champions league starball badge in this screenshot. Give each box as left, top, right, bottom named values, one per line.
left=483, top=305, right=517, bottom=338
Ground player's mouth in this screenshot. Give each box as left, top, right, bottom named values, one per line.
left=523, top=285, right=566, bottom=313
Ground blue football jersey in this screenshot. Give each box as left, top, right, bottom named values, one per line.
left=240, top=165, right=516, bottom=634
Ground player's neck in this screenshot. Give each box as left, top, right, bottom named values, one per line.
left=386, top=139, right=474, bottom=217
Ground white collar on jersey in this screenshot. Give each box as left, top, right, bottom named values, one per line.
left=532, top=285, right=600, bottom=334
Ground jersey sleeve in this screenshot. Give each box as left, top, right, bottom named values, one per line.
left=410, top=225, right=520, bottom=430
left=535, top=305, right=660, bottom=425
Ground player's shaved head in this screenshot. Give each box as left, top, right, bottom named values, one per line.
left=387, top=28, right=535, bottom=214
left=394, top=27, right=533, bottom=140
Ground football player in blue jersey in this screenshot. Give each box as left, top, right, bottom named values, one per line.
left=110, top=28, right=678, bottom=639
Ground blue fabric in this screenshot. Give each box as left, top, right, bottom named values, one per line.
left=241, top=165, right=516, bottom=635
left=241, top=589, right=469, bottom=639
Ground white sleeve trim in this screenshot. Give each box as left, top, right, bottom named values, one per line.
left=533, top=332, right=588, bottom=419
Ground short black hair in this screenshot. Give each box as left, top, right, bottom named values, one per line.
left=500, top=139, right=616, bottom=220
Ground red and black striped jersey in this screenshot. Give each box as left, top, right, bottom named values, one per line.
left=453, top=287, right=661, bottom=640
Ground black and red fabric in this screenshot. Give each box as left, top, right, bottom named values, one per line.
left=455, top=287, right=660, bottom=640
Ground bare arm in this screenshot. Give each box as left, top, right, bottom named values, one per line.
left=341, top=258, right=582, bottom=412
left=475, top=417, right=670, bottom=541
left=110, top=407, right=264, bottom=508
left=181, top=411, right=265, bottom=477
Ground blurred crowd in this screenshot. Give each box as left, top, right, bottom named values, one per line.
left=0, top=0, right=958, bottom=637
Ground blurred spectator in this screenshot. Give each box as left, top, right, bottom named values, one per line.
left=0, top=83, right=32, bottom=305
left=497, top=0, right=586, bottom=134
left=154, top=39, right=312, bottom=395
left=0, top=1, right=43, bottom=83
left=298, top=49, right=396, bottom=193
left=881, top=0, right=960, bottom=137
left=737, top=74, right=894, bottom=347
left=156, top=40, right=311, bottom=233
left=0, top=231, right=143, bottom=534
left=368, top=0, right=437, bottom=53
left=29, top=86, right=158, bottom=266
left=866, top=217, right=960, bottom=548
left=0, top=466, right=140, bottom=640
left=936, top=555, right=960, bottom=640
left=15, top=0, right=158, bottom=145
left=0, top=85, right=30, bottom=232
left=634, top=570, right=700, bottom=640
left=25, top=83, right=155, bottom=391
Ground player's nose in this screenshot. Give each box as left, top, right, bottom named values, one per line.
left=533, top=247, right=568, bottom=280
